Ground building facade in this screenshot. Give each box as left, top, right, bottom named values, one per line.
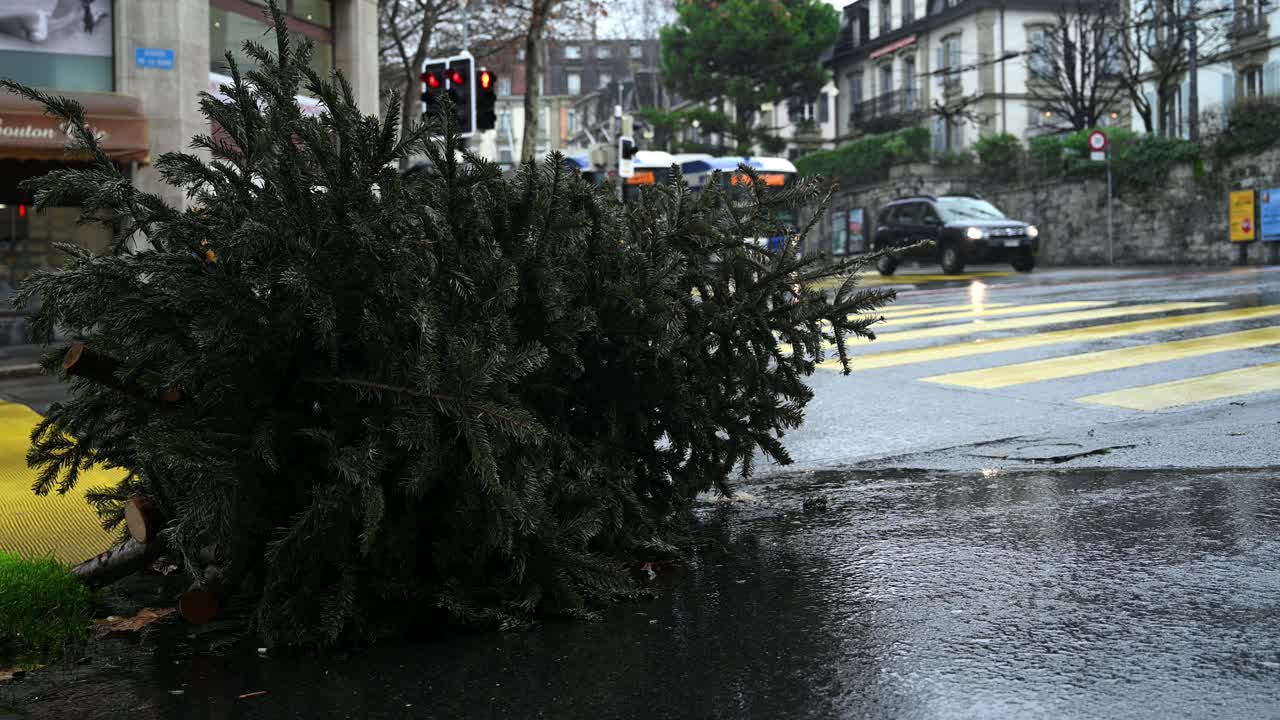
left=0, top=0, right=378, bottom=324
left=825, top=0, right=1125, bottom=151
left=463, top=37, right=667, bottom=169
left=1139, top=0, right=1280, bottom=137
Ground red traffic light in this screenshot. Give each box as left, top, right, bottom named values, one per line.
left=479, top=70, right=494, bottom=90
left=449, top=69, right=465, bottom=85
left=421, top=71, right=442, bottom=90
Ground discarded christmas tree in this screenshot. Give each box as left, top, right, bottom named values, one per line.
left=4, top=2, right=892, bottom=646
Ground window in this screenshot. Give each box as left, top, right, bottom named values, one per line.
left=500, top=149, right=514, bottom=164
left=880, top=0, right=893, bottom=33
left=599, top=73, right=612, bottom=89
left=292, top=0, right=333, bottom=27
left=902, top=0, right=915, bottom=23
left=538, top=75, right=544, bottom=95
left=851, top=16, right=863, bottom=46
left=565, top=45, right=581, bottom=59
left=880, top=64, right=893, bottom=95
left=211, top=7, right=332, bottom=84
left=939, top=34, right=962, bottom=88
left=498, top=76, right=512, bottom=96
left=903, top=57, right=917, bottom=108
left=849, top=71, right=864, bottom=103
left=1244, top=66, right=1263, bottom=97
left=567, top=73, right=581, bottom=95
left=1028, top=26, right=1051, bottom=79
left=517, top=48, right=527, bottom=62
left=568, top=109, right=578, bottom=132
left=935, top=197, right=1005, bottom=221
left=818, top=92, right=830, bottom=123
left=498, top=111, right=511, bottom=133
left=630, top=45, right=643, bottom=59
left=596, top=46, right=612, bottom=59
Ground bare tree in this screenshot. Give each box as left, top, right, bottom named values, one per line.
left=516, top=0, right=606, bottom=163
left=379, top=0, right=461, bottom=167
left=1025, top=1, right=1127, bottom=133
left=1114, top=0, right=1229, bottom=135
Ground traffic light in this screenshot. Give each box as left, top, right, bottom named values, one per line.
left=446, top=56, right=474, bottom=136
left=618, top=135, right=636, bottom=179
left=476, top=68, right=498, bottom=131
left=619, top=136, right=637, bottom=160
left=419, top=60, right=446, bottom=116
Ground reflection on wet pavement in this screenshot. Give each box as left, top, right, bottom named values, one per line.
left=111, top=468, right=1280, bottom=719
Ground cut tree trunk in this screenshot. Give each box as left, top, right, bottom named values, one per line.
left=124, top=496, right=162, bottom=544
left=62, top=343, right=184, bottom=404
left=179, top=565, right=231, bottom=625
left=71, top=538, right=164, bottom=590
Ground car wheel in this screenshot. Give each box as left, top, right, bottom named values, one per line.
left=940, top=245, right=965, bottom=275
left=877, top=255, right=898, bottom=276
left=1011, top=253, right=1036, bottom=273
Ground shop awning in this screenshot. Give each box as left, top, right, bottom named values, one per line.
left=0, top=90, right=149, bottom=163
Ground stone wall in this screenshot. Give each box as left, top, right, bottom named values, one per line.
left=805, top=145, right=1280, bottom=267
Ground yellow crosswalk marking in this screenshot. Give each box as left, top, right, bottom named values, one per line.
left=1077, top=361, right=1280, bottom=411
left=0, top=402, right=119, bottom=563
left=881, top=303, right=1014, bottom=319
left=820, top=304, right=1280, bottom=371
left=881, top=301, right=1110, bottom=329
left=871, top=301, right=1219, bottom=344
left=855, top=271, right=1016, bottom=287
left=924, top=326, right=1280, bottom=389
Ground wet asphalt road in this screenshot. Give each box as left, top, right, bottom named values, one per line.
left=775, top=265, right=1280, bottom=472
left=11, top=466, right=1277, bottom=719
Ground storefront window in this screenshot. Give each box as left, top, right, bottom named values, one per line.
left=292, top=0, right=333, bottom=28
left=210, top=7, right=333, bottom=87
left=0, top=0, right=113, bottom=92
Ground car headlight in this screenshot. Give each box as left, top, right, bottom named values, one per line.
left=965, top=227, right=985, bottom=241
left=1026, top=225, right=1040, bottom=239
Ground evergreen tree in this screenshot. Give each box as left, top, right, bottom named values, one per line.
left=3, top=2, right=891, bottom=645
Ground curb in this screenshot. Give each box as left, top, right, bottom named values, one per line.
left=0, top=363, right=43, bottom=380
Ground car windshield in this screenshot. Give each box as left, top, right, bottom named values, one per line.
left=936, top=197, right=1006, bottom=221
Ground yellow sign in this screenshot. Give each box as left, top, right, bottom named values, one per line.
left=1230, top=190, right=1256, bottom=242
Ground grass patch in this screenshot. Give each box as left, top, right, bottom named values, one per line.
left=0, top=552, right=91, bottom=664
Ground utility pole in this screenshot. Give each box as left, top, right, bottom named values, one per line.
left=1187, top=0, right=1199, bottom=141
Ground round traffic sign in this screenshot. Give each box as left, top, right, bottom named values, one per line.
left=1088, top=130, right=1108, bottom=151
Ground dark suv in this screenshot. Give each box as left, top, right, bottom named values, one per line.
left=872, top=194, right=1039, bottom=275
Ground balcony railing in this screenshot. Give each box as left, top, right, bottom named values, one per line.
left=1229, top=9, right=1267, bottom=36
left=850, top=87, right=924, bottom=124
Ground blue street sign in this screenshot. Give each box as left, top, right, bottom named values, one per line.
left=135, top=48, right=175, bottom=70
left=1260, top=187, right=1280, bottom=243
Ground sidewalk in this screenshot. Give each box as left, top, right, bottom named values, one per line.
left=0, top=343, right=47, bottom=379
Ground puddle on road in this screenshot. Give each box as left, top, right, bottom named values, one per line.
left=9, top=467, right=1280, bottom=719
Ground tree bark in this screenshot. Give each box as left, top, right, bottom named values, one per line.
left=71, top=538, right=164, bottom=590
left=520, top=0, right=552, bottom=164
left=63, top=343, right=183, bottom=405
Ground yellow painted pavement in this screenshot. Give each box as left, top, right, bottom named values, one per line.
left=820, top=304, right=1280, bottom=371
left=924, top=326, right=1280, bottom=389
left=871, top=302, right=1219, bottom=344
left=1077, top=361, right=1280, bottom=411
left=0, top=401, right=119, bottom=563
left=879, top=301, right=1110, bottom=329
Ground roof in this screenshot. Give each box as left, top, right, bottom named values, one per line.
left=632, top=150, right=677, bottom=168
left=680, top=156, right=799, bottom=175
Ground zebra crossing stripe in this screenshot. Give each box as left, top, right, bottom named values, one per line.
left=1076, top=361, right=1280, bottom=411
left=819, top=304, right=1280, bottom=371
left=871, top=301, right=1220, bottom=344
left=880, top=301, right=1110, bottom=329
left=923, top=326, right=1280, bottom=389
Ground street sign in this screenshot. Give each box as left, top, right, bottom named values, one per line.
left=1230, top=190, right=1257, bottom=243
left=1088, top=130, right=1107, bottom=162
left=1259, top=188, right=1280, bottom=242
left=135, top=48, right=174, bottom=69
